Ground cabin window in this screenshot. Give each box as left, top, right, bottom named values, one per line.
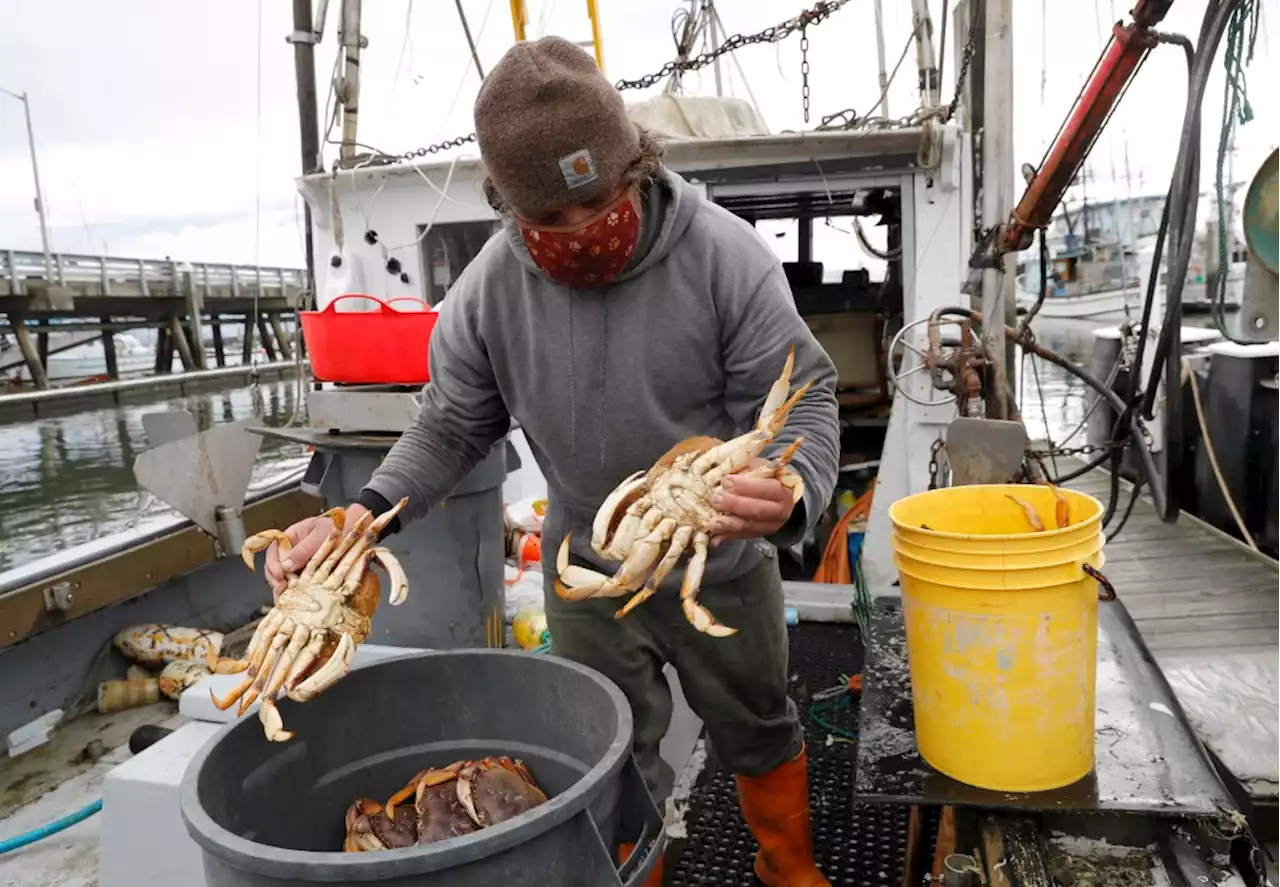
left=419, top=221, right=501, bottom=306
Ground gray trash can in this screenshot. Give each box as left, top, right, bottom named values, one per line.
left=180, top=649, right=665, bottom=886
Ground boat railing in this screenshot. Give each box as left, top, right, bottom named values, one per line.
left=0, top=467, right=306, bottom=598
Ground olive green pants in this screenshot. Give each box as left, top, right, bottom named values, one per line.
left=543, top=550, right=803, bottom=803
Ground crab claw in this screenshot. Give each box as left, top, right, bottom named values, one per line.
left=554, top=535, right=611, bottom=600
left=370, top=547, right=409, bottom=605
left=241, top=530, right=293, bottom=571
left=591, top=471, right=646, bottom=558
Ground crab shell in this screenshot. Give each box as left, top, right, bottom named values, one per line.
left=456, top=757, right=549, bottom=828
left=343, top=799, right=418, bottom=853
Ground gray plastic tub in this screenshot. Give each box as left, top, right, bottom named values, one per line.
left=180, top=649, right=664, bottom=886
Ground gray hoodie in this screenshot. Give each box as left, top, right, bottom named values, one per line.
left=362, top=168, right=840, bottom=592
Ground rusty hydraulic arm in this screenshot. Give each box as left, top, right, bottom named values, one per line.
left=983, top=0, right=1177, bottom=259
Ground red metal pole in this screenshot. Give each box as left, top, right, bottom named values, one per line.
left=1001, top=22, right=1157, bottom=253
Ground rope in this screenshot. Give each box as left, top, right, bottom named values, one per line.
left=1212, top=0, right=1260, bottom=343
left=1182, top=357, right=1259, bottom=551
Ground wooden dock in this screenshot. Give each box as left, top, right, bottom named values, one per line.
left=1, top=249, right=306, bottom=389
left=0, top=359, right=308, bottom=423
left=1063, top=458, right=1279, bottom=806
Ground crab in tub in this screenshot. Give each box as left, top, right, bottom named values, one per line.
left=555, top=345, right=813, bottom=637
left=344, top=757, right=550, bottom=851
left=210, top=499, right=411, bottom=742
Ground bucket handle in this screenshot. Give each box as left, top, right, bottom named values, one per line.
left=1083, top=563, right=1117, bottom=602
left=321, top=294, right=431, bottom=313
left=570, top=753, right=667, bottom=886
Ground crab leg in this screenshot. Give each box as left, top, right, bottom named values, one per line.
left=609, top=506, right=665, bottom=562
left=590, top=471, right=646, bottom=557
left=605, top=498, right=657, bottom=561
left=298, top=524, right=344, bottom=581
left=238, top=620, right=295, bottom=715
left=680, top=531, right=737, bottom=637
left=739, top=437, right=807, bottom=505
left=313, top=511, right=373, bottom=584
left=289, top=632, right=356, bottom=702
left=757, top=344, right=797, bottom=432
left=695, top=385, right=813, bottom=487
left=557, top=522, right=669, bottom=600
left=209, top=674, right=254, bottom=711
left=324, top=524, right=377, bottom=592
left=363, top=498, right=408, bottom=538
left=616, top=524, right=692, bottom=619
left=263, top=625, right=310, bottom=699
left=240, top=609, right=287, bottom=677
left=555, top=536, right=644, bottom=601
left=282, top=631, right=327, bottom=693
left=255, top=626, right=308, bottom=742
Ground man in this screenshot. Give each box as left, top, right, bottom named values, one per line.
left=266, top=37, right=839, bottom=887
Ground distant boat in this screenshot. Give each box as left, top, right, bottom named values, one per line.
left=1015, top=193, right=1245, bottom=322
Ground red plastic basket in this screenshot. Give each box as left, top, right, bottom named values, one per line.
left=300, top=294, right=439, bottom=385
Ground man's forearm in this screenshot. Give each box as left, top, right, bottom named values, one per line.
left=359, top=397, right=509, bottom=538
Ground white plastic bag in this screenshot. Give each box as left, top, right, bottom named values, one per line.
left=503, top=566, right=544, bottom=623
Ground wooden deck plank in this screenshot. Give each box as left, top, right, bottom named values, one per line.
left=1059, top=459, right=1278, bottom=652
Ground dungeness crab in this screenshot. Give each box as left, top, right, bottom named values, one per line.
left=344, top=757, right=548, bottom=851
left=211, top=500, right=410, bottom=742
left=555, top=345, right=813, bottom=637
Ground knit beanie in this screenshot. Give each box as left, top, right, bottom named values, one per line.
left=474, top=36, right=641, bottom=218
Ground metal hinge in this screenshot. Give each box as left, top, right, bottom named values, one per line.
left=42, top=581, right=76, bottom=613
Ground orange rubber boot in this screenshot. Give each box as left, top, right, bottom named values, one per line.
left=734, top=745, right=831, bottom=887
left=620, top=840, right=665, bottom=886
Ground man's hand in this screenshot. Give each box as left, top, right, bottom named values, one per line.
left=263, top=503, right=371, bottom=600
left=707, top=459, right=799, bottom=545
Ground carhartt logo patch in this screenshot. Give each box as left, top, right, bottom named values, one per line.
left=558, top=149, right=599, bottom=190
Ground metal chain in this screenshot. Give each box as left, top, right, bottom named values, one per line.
left=928, top=438, right=945, bottom=490
left=1026, top=441, right=1125, bottom=459
left=811, top=10, right=976, bottom=135
left=389, top=0, right=852, bottom=163
left=943, top=17, right=977, bottom=124
left=800, top=26, right=811, bottom=124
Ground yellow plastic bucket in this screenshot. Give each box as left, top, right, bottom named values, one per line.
left=887, top=483, right=1106, bottom=793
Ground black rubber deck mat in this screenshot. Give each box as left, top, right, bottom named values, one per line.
left=665, top=622, right=916, bottom=886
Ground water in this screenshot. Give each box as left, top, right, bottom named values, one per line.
left=0, top=379, right=313, bottom=573
left=0, top=317, right=1208, bottom=576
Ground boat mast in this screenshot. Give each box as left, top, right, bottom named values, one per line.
left=873, top=0, right=891, bottom=117
left=910, top=0, right=940, bottom=109
left=338, top=0, right=364, bottom=162
left=287, top=0, right=325, bottom=297
left=979, top=0, right=1017, bottom=415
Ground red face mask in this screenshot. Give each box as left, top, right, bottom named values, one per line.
left=518, top=192, right=641, bottom=289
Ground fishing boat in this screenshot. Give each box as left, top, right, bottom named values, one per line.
left=1015, top=190, right=1248, bottom=322
left=0, top=1, right=1275, bottom=885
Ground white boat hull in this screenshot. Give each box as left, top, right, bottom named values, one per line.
left=1016, top=287, right=1142, bottom=321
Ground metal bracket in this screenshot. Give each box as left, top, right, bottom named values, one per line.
left=41, top=581, right=75, bottom=613
left=142, top=409, right=198, bottom=448
left=285, top=29, right=320, bottom=45
left=944, top=417, right=1029, bottom=485
left=132, top=417, right=265, bottom=540
left=1236, top=255, right=1278, bottom=343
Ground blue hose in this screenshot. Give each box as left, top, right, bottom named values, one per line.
left=0, top=798, right=102, bottom=855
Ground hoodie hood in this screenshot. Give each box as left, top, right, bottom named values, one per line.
left=500, top=166, right=701, bottom=286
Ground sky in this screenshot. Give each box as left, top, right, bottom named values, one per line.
left=0, top=0, right=1276, bottom=272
